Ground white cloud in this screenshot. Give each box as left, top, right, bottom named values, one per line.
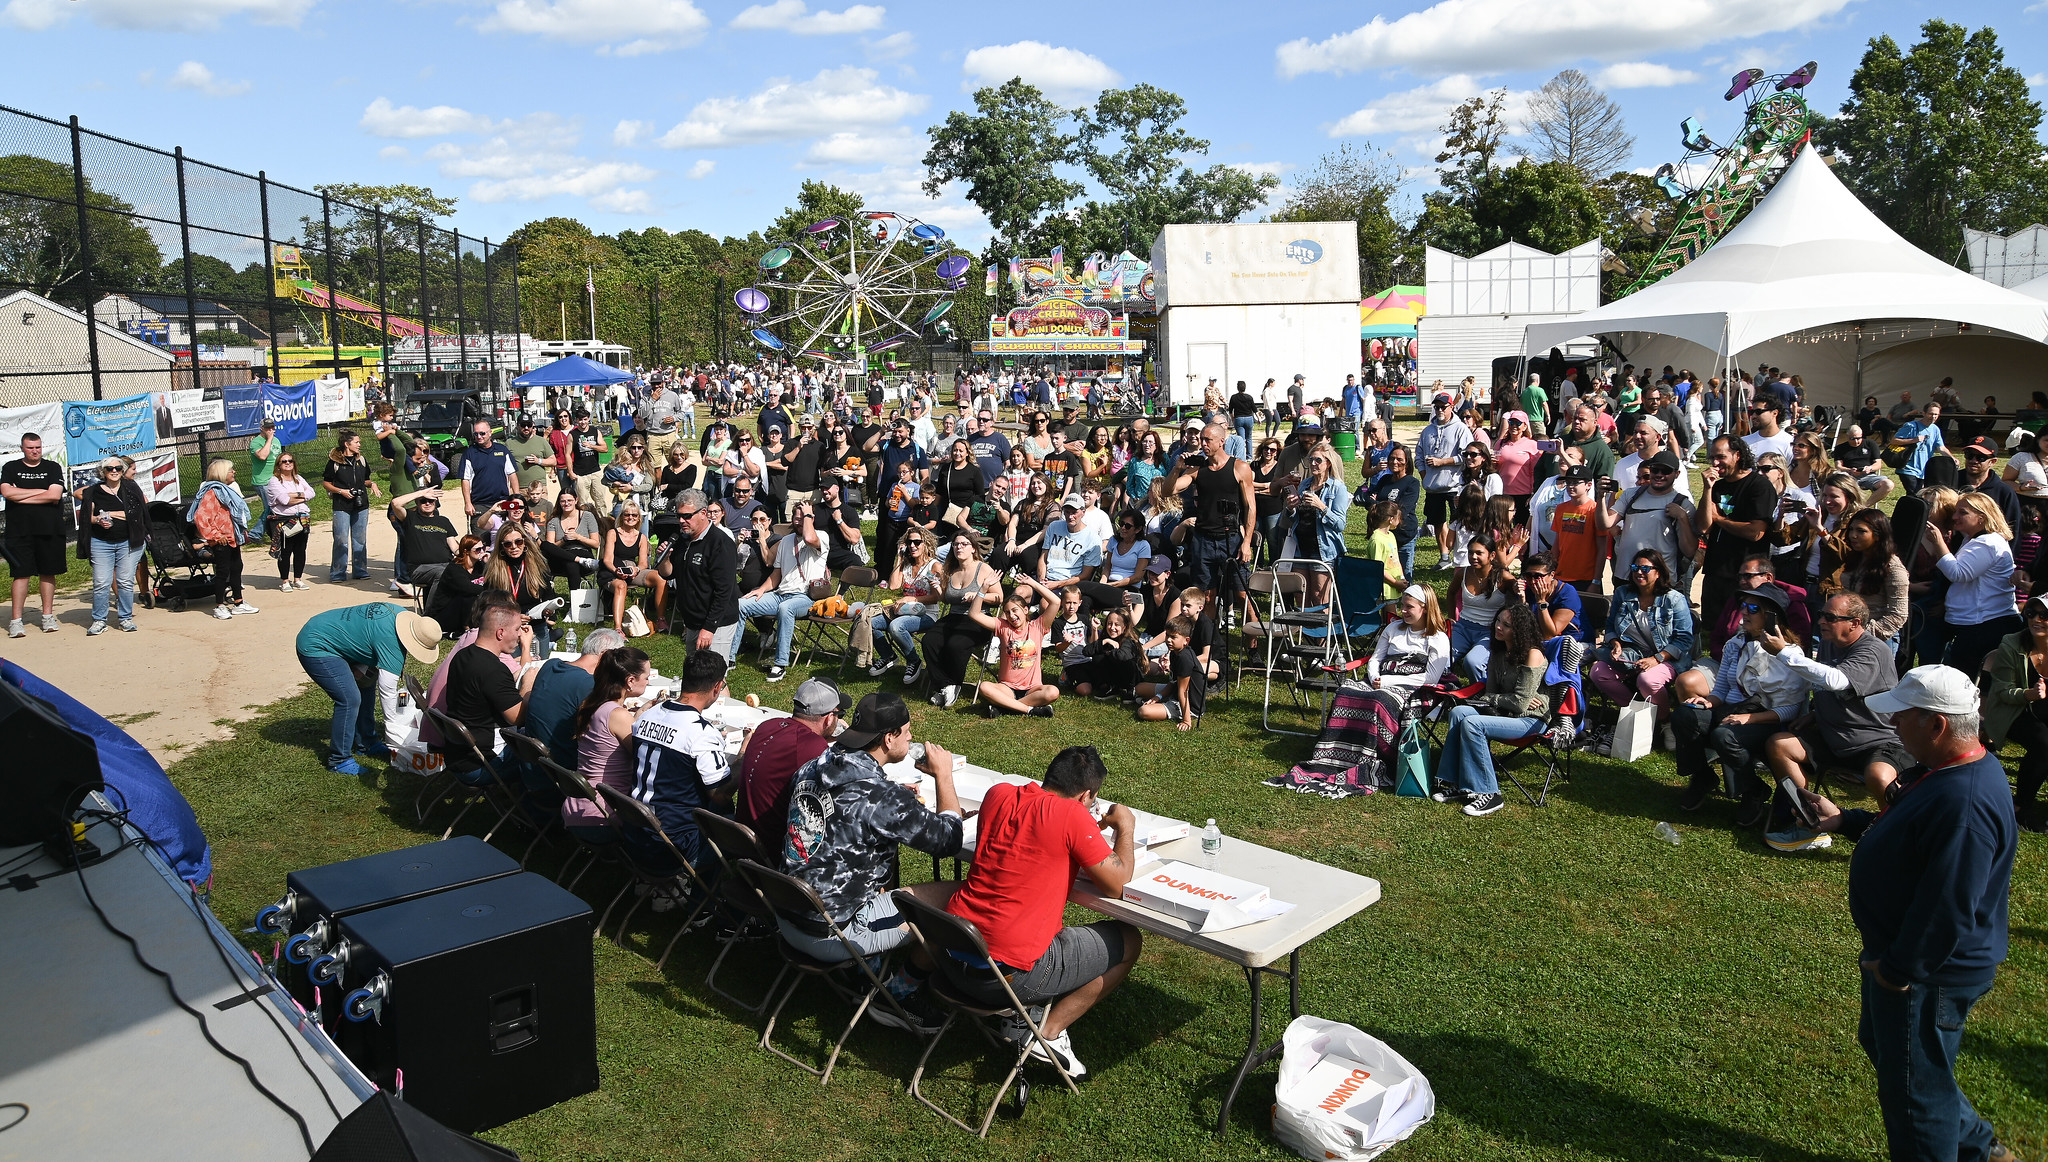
left=163, top=60, right=252, bottom=97
left=1276, top=0, right=1852, bottom=78
left=470, top=161, right=658, bottom=205
left=730, top=0, right=884, bottom=35
left=361, top=97, right=496, bottom=139
left=613, top=119, right=653, bottom=146
left=377, top=145, right=409, bottom=160
left=1596, top=61, right=1701, bottom=88
left=6, top=0, right=309, bottom=30
left=1328, top=74, right=1528, bottom=139
left=656, top=66, right=925, bottom=148
left=478, top=0, right=708, bottom=55
left=2029, top=73, right=2046, bottom=88
left=960, top=41, right=1120, bottom=103
left=863, top=30, right=915, bottom=61
left=687, top=159, right=716, bottom=179
left=801, top=127, right=923, bottom=166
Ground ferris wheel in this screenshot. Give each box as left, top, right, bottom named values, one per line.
left=735, top=212, right=970, bottom=369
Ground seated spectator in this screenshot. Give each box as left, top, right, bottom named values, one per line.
left=1136, top=615, right=1206, bottom=730
left=1519, top=552, right=1585, bottom=642
left=388, top=486, right=459, bottom=601
left=739, top=501, right=829, bottom=682
left=628, top=649, right=735, bottom=873
left=1064, top=607, right=1142, bottom=699
left=443, top=603, right=535, bottom=753
left=561, top=645, right=651, bottom=841
left=1832, top=425, right=1893, bottom=502
left=1589, top=549, right=1693, bottom=716
left=732, top=678, right=850, bottom=852
left=542, top=492, right=602, bottom=591
left=1366, top=585, right=1451, bottom=711
left=817, top=480, right=869, bottom=571
left=923, top=533, right=1005, bottom=708
left=1761, top=593, right=1907, bottom=810
left=935, top=745, right=1144, bottom=1078
left=866, top=526, right=944, bottom=683
left=1451, top=534, right=1515, bottom=678
left=598, top=503, right=665, bottom=635
left=1673, top=585, right=1813, bottom=825
left=1983, top=596, right=2048, bottom=833
left=1039, top=496, right=1125, bottom=615
left=1432, top=603, right=1555, bottom=817
left=427, top=536, right=491, bottom=636
left=1701, top=554, right=1812, bottom=660
left=520, top=627, right=626, bottom=760
left=969, top=573, right=1062, bottom=718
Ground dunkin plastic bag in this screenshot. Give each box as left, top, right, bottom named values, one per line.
left=1271, top=1016, right=1434, bottom=1161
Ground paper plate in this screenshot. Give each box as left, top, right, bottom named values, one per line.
left=935, top=255, right=970, bottom=280
left=758, top=247, right=792, bottom=271
left=734, top=287, right=770, bottom=314
left=920, top=300, right=954, bottom=325
left=750, top=328, right=784, bottom=350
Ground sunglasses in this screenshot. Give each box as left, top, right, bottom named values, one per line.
left=1742, top=601, right=1770, bottom=613
left=675, top=509, right=701, bottom=520
left=904, top=539, right=924, bottom=546
left=1524, top=572, right=1551, bottom=581
left=500, top=538, right=526, bottom=547
left=1737, top=570, right=1769, bottom=581
left=1630, top=564, right=1657, bottom=574
left=1818, top=611, right=1859, bottom=624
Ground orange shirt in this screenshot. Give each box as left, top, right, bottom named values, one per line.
left=1549, top=499, right=1605, bottom=584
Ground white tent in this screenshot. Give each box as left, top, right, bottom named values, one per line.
left=1523, top=147, right=2048, bottom=409
left=2017, top=271, right=2048, bottom=301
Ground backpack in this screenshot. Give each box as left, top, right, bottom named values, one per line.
left=193, top=490, right=237, bottom=546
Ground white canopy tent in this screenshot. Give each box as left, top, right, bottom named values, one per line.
left=1523, top=147, right=2048, bottom=411
left=2016, top=271, right=2048, bottom=301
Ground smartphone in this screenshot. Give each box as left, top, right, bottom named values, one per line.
left=1537, top=439, right=1560, bottom=453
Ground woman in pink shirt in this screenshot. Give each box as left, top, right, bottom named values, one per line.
left=562, top=646, right=651, bottom=837
left=1493, top=410, right=1543, bottom=521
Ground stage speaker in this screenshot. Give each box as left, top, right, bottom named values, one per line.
left=0, top=680, right=104, bottom=847
left=312, top=1091, right=519, bottom=1161
left=254, top=837, right=521, bottom=1022
left=329, top=872, right=597, bottom=1132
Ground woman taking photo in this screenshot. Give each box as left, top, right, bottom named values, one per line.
left=322, top=430, right=379, bottom=582
left=1362, top=443, right=1422, bottom=581
left=1450, top=534, right=1516, bottom=679
left=561, top=646, right=653, bottom=841
left=1433, top=603, right=1554, bottom=817
left=598, top=503, right=664, bottom=634
left=1589, top=549, right=1694, bottom=712
left=79, top=456, right=147, bottom=634
left=427, top=536, right=489, bottom=633
left=921, top=532, right=1004, bottom=708
left=865, top=527, right=944, bottom=683
left=1287, top=448, right=1351, bottom=607
left=1982, top=595, right=2048, bottom=833
left=1925, top=490, right=2020, bottom=678
left=264, top=452, right=316, bottom=591
left=190, top=458, right=258, bottom=621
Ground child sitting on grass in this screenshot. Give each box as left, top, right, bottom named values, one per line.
left=1137, top=616, right=1205, bottom=731
left=1362, top=500, right=1406, bottom=600
left=1067, top=607, right=1142, bottom=700
left=968, top=573, right=1061, bottom=718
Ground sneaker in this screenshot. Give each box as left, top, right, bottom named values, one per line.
left=870, top=990, right=947, bottom=1036
left=87, top=621, right=107, bottom=637
left=936, top=685, right=959, bottom=708
left=40, top=614, right=58, bottom=633
left=577, top=557, right=599, bottom=571
left=119, top=620, right=137, bottom=632
left=901, top=660, right=923, bottom=685
left=1431, top=785, right=1470, bottom=804
left=765, top=665, right=787, bottom=682
left=231, top=602, right=260, bottom=616
left=210, top=605, right=234, bottom=621
left=1024, top=1028, right=1088, bottom=1078
left=1734, top=792, right=1771, bottom=828
left=293, top=579, right=311, bottom=590
left=1462, top=792, right=1506, bottom=817
left=1763, top=828, right=1835, bottom=854
left=1028, top=704, right=1054, bottom=718
left=356, top=740, right=392, bottom=760
left=867, top=657, right=895, bottom=678
left=1658, top=722, right=1677, bottom=752
left=388, top=580, right=409, bottom=595
left=328, top=758, right=365, bottom=776
left=1678, top=773, right=1714, bottom=812
left=7, top=619, right=23, bottom=639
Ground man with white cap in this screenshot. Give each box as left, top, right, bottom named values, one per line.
left=294, top=601, right=443, bottom=775
left=1800, top=664, right=2019, bottom=1162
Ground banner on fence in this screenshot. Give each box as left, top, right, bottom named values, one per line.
left=264, top=381, right=319, bottom=445
left=130, top=449, right=181, bottom=504
left=316, top=377, right=350, bottom=425
left=224, top=384, right=262, bottom=437
left=0, top=402, right=65, bottom=513
left=155, top=386, right=225, bottom=433
left=63, top=392, right=157, bottom=470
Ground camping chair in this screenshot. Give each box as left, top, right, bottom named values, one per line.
left=418, top=707, right=526, bottom=844
left=792, top=566, right=880, bottom=674
left=592, top=785, right=717, bottom=971
left=890, top=889, right=1082, bottom=1136
left=691, top=809, right=791, bottom=1016
left=1268, top=556, right=1386, bottom=735
left=497, top=728, right=573, bottom=868
left=1426, top=636, right=1585, bottom=806
left=734, top=859, right=937, bottom=1086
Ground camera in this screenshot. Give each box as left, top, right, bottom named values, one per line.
left=349, top=487, right=368, bottom=507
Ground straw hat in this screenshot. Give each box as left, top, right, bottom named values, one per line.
left=393, top=609, right=443, bottom=664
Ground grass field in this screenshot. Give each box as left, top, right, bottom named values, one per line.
left=164, top=424, right=2048, bottom=1161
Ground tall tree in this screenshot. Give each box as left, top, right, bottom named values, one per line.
left=1517, top=69, right=1635, bottom=183
left=313, top=183, right=458, bottom=224
left=1592, top=170, right=1678, bottom=298
left=768, top=180, right=866, bottom=245
left=1061, top=84, right=1276, bottom=258
left=1271, top=143, right=1415, bottom=289
left=0, top=154, right=163, bottom=304
left=923, top=79, right=1083, bottom=257
left=1434, top=90, right=1510, bottom=198
left=1467, top=162, right=1604, bottom=253
left=1821, top=20, right=2048, bottom=260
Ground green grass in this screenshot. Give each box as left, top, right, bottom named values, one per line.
left=170, top=611, right=2047, bottom=1161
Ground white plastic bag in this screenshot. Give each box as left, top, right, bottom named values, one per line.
left=1611, top=695, right=1656, bottom=762
left=1271, top=1015, right=1434, bottom=1161
left=566, top=589, right=603, bottom=625
left=383, top=703, right=444, bottom=778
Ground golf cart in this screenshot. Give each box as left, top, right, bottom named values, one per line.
left=406, top=388, right=490, bottom=460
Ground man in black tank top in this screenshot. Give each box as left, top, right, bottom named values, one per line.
left=1168, top=422, right=1257, bottom=604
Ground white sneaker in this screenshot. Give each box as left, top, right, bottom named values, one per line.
left=231, top=602, right=260, bottom=615
left=1023, top=1028, right=1087, bottom=1078
left=7, top=619, right=22, bottom=639
left=40, top=614, right=58, bottom=633
left=292, top=579, right=311, bottom=591
left=211, top=605, right=234, bottom=620
left=87, top=621, right=107, bottom=637
left=389, top=581, right=411, bottom=596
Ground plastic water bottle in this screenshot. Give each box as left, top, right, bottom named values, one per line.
left=1201, top=819, right=1222, bottom=868
left=562, top=627, right=578, bottom=655
left=1653, top=822, right=1681, bottom=846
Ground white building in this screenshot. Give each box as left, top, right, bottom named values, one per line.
left=93, top=292, right=266, bottom=347
left=1418, top=240, right=1601, bottom=393
left=1, top=289, right=177, bottom=406
left=1964, top=225, right=2048, bottom=289
left=1151, top=223, right=1362, bottom=405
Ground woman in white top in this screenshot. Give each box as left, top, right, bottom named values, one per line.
left=1451, top=534, right=1516, bottom=680
left=1927, top=490, right=2020, bottom=678
left=263, top=453, right=317, bottom=590
left=2003, top=429, right=2048, bottom=498
left=1367, top=585, right=1451, bottom=704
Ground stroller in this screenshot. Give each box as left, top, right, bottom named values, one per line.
left=143, top=500, right=217, bottom=611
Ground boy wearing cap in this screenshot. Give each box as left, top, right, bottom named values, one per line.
left=733, top=677, right=849, bottom=855
left=1672, top=585, right=1812, bottom=824
left=1800, top=665, right=2019, bottom=1162
left=1548, top=467, right=1606, bottom=594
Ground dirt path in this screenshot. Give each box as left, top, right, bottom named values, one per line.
left=5, top=515, right=410, bottom=763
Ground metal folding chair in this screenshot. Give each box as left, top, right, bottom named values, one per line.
left=690, top=810, right=793, bottom=1015
left=891, top=889, right=1082, bottom=1135
left=792, top=566, right=880, bottom=674
left=592, top=785, right=717, bottom=971
left=516, top=739, right=632, bottom=914
left=497, top=727, right=577, bottom=868
left=418, top=707, right=526, bottom=843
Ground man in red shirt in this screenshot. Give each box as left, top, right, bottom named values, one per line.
left=732, top=678, right=850, bottom=857
left=938, top=745, right=1141, bottom=1078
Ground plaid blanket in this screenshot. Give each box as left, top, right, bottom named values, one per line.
left=1265, top=683, right=1401, bottom=799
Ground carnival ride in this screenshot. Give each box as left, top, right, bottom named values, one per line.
left=271, top=244, right=448, bottom=342
left=738, top=212, right=968, bottom=371
left=1620, top=62, right=1820, bottom=295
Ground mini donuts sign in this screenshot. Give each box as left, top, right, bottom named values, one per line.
left=997, top=297, right=1118, bottom=339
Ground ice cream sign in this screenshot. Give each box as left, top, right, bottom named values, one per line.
left=994, top=297, right=1123, bottom=339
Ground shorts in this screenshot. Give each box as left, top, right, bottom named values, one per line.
left=1423, top=489, right=1457, bottom=526
left=5, top=533, right=66, bottom=578
left=1799, top=727, right=1910, bottom=782
left=942, top=920, right=1126, bottom=1007
left=1185, top=530, right=1241, bottom=593
left=776, top=890, right=910, bottom=963
left=1160, top=698, right=1188, bottom=722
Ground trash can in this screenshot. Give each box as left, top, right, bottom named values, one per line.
left=1333, top=431, right=1358, bottom=461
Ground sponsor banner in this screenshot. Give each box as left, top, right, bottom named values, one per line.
left=63, top=392, right=158, bottom=471
left=264, top=381, right=319, bottom=445
left=224, top=385, right=263, bottom=437
left=158, top=385, right=225, bottom=432
left=315, top=377, right=350, bottom=424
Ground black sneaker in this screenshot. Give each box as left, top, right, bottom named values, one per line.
left=870, top=989, right=946, bottom=1036
left=901, top=660, right=923, bottom=685
left=1028, top=704, right=1053, bottom=718
left=1734, top=792, right=1771, bottom=828
left=1462, top=792, right=1506, bottom=817
left=765, top=665, right=787, bottom=682
left=1430, top=783, right=1469, bottom=804
left=1678, top=773, right=1714, bottom=812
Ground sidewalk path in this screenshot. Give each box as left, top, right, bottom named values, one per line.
left=3, top=514, right=411, bottom=763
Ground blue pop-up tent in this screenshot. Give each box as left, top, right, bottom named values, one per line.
left=512, top=354, right=633, bottom=388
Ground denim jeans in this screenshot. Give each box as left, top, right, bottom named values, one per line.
left=1857, top=973, right=1998, bottom=1162
left=739, top=591, right=813, bottom=666
left=1441, top=704, right=1545, bottom=795
left=869, top=610, right=936, bottom=661
left=1234, top=417, right=1254, bottom=449
left=1450, top=618, right=1491, bottom=681
left=1397, top=536, right=1417, bottom=583
left=89, top=538, right=141, bottom=625
left=1671, top=702, right=1780, bottom=797
left=299, top=651, right=376, bottom=769
left=330, top=507, right=370, bottom=580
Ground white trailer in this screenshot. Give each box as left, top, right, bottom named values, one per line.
left=1151, top=222, right=1361, bottom=405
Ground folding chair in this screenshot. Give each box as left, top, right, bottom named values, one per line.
left=890, top=889, right=1082, bottom=1136
left=1235, top=569, right=1306, bottom=694
left=592, top=785, right=717, bottom=971
left=692, top=809, right=792, bottom=1015
left=734, top=859, right=936, bottom=1085
left=791, top=566, right=880, bottom=674
left=517, top=740, right=630, bottom=904
left=398, top=674, right=459, bottom=823
left=497, top=727, right=576, bottom=868
left=1472, top=636, right=1588, bottom=807
left=418, top=707, right=527, bottom=843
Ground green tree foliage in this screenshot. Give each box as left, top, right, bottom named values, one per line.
left=192, top=328, right=250, bottom=346
left=1821, top=20, right=2048, bottom=260
left=1062, top=84, right=1277, bottom=258
left=1469, top=162, right=1604, bottom=253
left=0, top=154, right=163, bottom=304
left=1434, top=91, right=1511, bottom=199
left=1271, top=143, right=1415, bottom=291
left=1592, top=171, right=1678, bottom=299
left=769, top=180, right=866, bottom=245
left=924, top=78, right=1084, bottom=259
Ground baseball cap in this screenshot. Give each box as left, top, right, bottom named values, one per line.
left=1183, top=416, right=1204, bottom=431
left=1061, top=495, right=1084, bottom=511
left=837, top=691, right=911, bottom=750
left=1963, top=436, right=1999, bottom=459
left=792, top=677, right=852, bottom=718
left=1739, top=586, right=1791, bottom=615
left=1503, top=409, right=1530, bottom=427
left=1647, top=450, right=1682, bottom=473
left=1433, top=392, right=1453, bottom=405
left=1561, top=464, right=1593, bottom=484
left=1639, top=415, right=1670, bottom=436
left=1297, top=418, right=1323, bottom=433
left=1864, top=664, right=1979, bottom=723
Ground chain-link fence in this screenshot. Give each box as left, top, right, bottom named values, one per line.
left=0, top=103, right=521, bottom=414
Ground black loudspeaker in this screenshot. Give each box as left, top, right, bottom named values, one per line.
left=312, top=1091, right=519, bottom=1161
left=0, top=680, right=104, bottom=846
left=330, top=873, right=597, bottom=1132
left=256, top=837, right=522, bottom=1023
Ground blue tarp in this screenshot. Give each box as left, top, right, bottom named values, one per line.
left=2, top=660, right=212, bottom=886
left=512, top=354, right=633, bottom=389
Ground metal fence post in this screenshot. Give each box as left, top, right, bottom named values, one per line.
left=172, top=148, right=204, bottom=405
left=321, top=193, right=342, bottom=399
left=67, top=117, right=104, bottom=401
left=451, top=230, right=467, bottom=390
left=417, top=221, right=431, bottom=391
left=258, top=172, right=281, bottom=385
left=482, top=238, right=497, bottom=395
left=374, top=209, right=391, bottom=399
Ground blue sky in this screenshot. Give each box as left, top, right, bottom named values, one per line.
left=6, top=0, right=2045, bottom=250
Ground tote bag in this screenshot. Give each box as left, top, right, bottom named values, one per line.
left=1393, top=720, right=1430, bottom=798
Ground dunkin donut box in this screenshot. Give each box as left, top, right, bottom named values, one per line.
left=1122, top=861, right=1270, bottom=925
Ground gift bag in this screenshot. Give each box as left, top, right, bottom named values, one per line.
left=622, top=605, right=652, bottom=638
left=383, top=702, right=444, bottom=778
left=1393, top=720, right=1430, bottom=798
left=1271, top=1015, right=1434, bottom=1161
left=850, top=611, right=876, bottom=667
left=565, top=589, right=602, bottom=625
left=1611, top=696, right=1656, bottom=762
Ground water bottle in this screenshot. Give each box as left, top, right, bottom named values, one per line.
left=1653, top=821, right=1681, bottom=846
left=562, top=627, right=578, bottom=655
left=1201, top=819, right=1222, bottom=868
